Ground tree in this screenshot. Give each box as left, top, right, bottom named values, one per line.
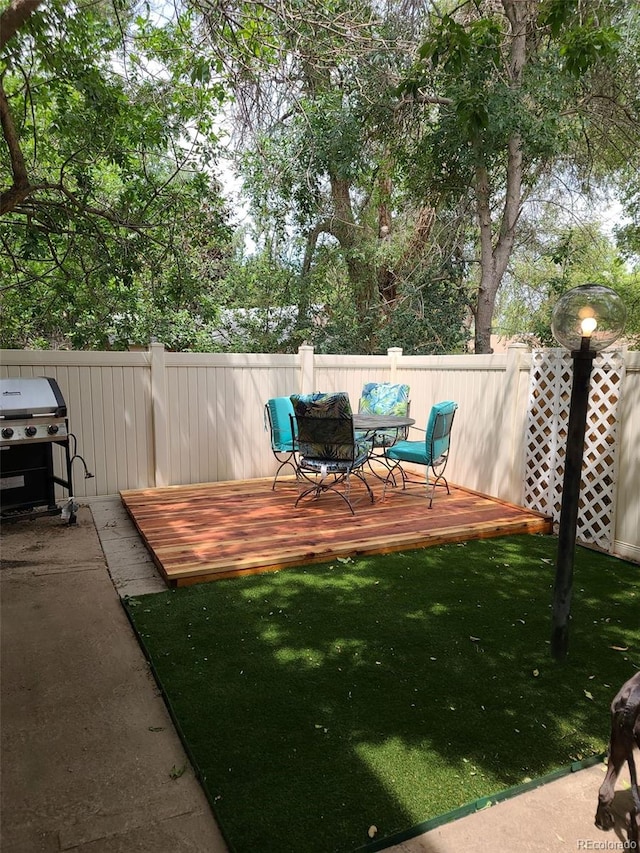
left=5, top=0, right=636, bottom=353
left=196, top=0, right=639, bottom=354
left=396, top=0, right=639, bottom=352
left=196, top=0, right=470, bottom=354
left=495, top=214, right=640, bottom=349
left=1, top=0, right=233, bottom=349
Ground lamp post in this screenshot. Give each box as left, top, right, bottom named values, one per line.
left=549, top=284, right=626, bottom=660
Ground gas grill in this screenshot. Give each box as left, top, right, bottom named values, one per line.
left=0, top=377, right=75, bottom=522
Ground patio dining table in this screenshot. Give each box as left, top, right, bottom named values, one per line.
left=353, top=413, right=416, bottom=483
left=353, top=413, right=415, bottom=440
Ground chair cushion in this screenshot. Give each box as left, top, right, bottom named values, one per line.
left=300, top=437, right=370, bottom=472
left=359, top=382, right=409, bottom=416
left=292, top=392, right=352, bottom=418
left=266, top=397, right=296, bottom=451
left=385, top=439, right=429, bottom=465
left=425, top=400, right=458, bottom=461
left=359, top=383, right=410, bottom=447
left=291, top=392, right=357, bottom=461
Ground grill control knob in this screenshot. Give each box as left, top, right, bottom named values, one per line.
left=25, top=425, right=37, bottom=437
left=2, top=427, right=14, bottom=439
left=47, top=424, right=59, bottom=435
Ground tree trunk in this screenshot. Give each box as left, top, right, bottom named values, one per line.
left=376, top=172, right=396, bottom=307
left=0, top=82, right=32, bottom=214
left=474, top=162, right=497, bottom=353
left=328, top=173, right=377, bottom=320
left=0, top=1, right=45, bottom=215
left=472, top=0, right=528, bottom=353
left=0, top=0, right=44, bottom=50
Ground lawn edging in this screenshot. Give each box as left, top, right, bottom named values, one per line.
left=355, top=752, right=606, bottom=852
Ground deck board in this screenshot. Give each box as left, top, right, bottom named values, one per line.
left=120, top=476, right=553, bottom=587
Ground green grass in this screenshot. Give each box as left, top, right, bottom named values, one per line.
left=124, top=535, right=639, bottom=853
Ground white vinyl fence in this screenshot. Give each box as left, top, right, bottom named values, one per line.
left=2, top=343, right=639, bottom=563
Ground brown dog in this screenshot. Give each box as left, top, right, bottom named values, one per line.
left=595, top=670, right=640, bottom=845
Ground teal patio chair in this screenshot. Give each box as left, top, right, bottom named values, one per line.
left=382, top=400, right=458, bottom=508
left=264, top=397, right=298, bottom=490
left=290, top=392, right=374, bottom=515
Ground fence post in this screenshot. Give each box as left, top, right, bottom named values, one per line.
left=387, top=347, right=403, bottom=382
left=298, top=345, right=315, bottom=394
left=502, top=343, right=529, bottom=504
left=150, top=342, right=170, bottom=487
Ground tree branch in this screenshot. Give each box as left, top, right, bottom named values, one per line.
left=0, top=78, right=32, bottom=214
left=302, top=218, right=333, bottom=275
left=0, top=0, right=44, bottom=51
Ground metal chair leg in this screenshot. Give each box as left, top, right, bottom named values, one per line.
left=271, top=456, right=298, bottom=490
left=294, top=479, right=356, bottom=515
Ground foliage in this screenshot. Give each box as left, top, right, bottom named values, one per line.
left=2, top=0, right=638, bottom=354
left=1, top=175, right=233, bottom=349
left=303, top=234, right=471, bottom=355
left=614, top=168, right=640, bottom=267
left=495, top=217, right=640, bottom=350
left=210, top=249, right=309, bottom=352
left=0, top=0, right=233, bottom=350
left=390, top=0, right=638, bottom=352
left=197, top=0, right=471, bottom=353
left=203, top=0, right=639, bottom=355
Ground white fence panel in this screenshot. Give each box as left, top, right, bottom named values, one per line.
left=0, top=351, right=153, bottom=498
left=163, top=353, right=299, bottom=485
left=1, top=345, right=638, bottom=562
left=313, top=355, right=392, bottom=403
left=614, top=351, right=640, bottom=563
left=394, top=352, right=526, bottom=500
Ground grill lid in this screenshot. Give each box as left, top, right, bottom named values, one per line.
left=0, top=377, right=67, bottom=418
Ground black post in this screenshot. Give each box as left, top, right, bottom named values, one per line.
left=550, top=337, right=596, bottom=660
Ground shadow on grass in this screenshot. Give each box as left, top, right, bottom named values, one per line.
left=125, top=534, right=639, bottom=853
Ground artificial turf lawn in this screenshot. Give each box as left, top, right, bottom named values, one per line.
left=124, top=534, right=639, bottom=853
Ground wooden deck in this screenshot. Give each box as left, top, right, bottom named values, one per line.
left=120, top=476, right=553, bottom=588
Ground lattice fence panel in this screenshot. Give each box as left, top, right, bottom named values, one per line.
left=524, top=348, right=625, bottom=552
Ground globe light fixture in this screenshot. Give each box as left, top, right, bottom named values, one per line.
left=551, top=284, right=627, bottom=352
left=549, top=284, right=626, bottom=660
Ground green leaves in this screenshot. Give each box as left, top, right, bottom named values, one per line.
left=538, top=0, right=621, bottom=74
left=454, top=90, right=490, bottom=138
left=558, top=25, right=620, bottom=76
left=538, top=0, right=571, bottom=38
left=419, top=14, right=502, bottom=76
left=1, top=0, right=236, bottom=350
